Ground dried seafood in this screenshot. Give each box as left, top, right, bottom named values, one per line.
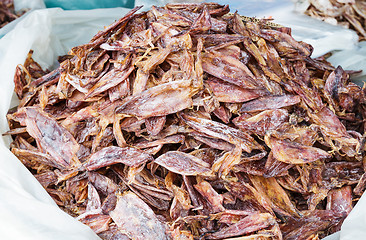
left=0, top=0, right=21, bottom=28
left=303, top=0, right=366, bottom=41
left=6, top=3, right=366, bottom=240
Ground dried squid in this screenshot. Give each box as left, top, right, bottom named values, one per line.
left=6, top=3, right=366, bottom=240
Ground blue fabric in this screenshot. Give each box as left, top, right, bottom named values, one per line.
left=44, top=0, right=135, bottom=10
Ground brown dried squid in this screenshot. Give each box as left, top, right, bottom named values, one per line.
left=5, top=3, right=366, bottom=240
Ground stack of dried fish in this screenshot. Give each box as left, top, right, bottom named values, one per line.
left=6, top=3, right=366, bottom=240
left=0, top=0, right=19, bottom=28
left=303, top=0, right=366, bottom=41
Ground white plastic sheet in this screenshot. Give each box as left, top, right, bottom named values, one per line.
left=0, top=1, right=365, bottom=240
left=0, top=7, right=132, bottom=240
left=14, top=0, right=46, bottom=11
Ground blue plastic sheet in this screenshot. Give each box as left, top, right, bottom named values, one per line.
left=44, top=0, right=134, bottom=10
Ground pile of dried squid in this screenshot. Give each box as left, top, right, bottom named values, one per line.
left=0, top=0, right=21, bottom=28
left=303, top=0, right=366, bottom=41
left=5, top=3, right=366, bottom=240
